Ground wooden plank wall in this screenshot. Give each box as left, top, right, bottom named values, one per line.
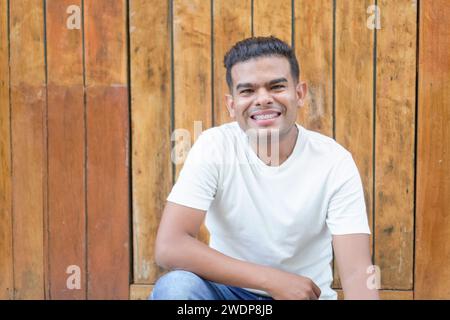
left=0, top=0, right=449, bottom=300
left=0, top=0, right=130, bottom=299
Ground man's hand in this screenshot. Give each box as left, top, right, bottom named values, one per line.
left=264, top=268, right=321, bottom=300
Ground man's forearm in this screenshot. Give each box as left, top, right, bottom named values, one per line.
left=156, top=234, right=273, bottom=292
left=341, top=272, right=380, bottom=300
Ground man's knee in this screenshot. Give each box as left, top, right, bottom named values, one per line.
left=149, top=270, right=209, bottom=300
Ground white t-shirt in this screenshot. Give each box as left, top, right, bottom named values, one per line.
left=167, top=121, right=371, bottom=300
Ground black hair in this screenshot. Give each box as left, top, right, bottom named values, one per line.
left=223, top=36, right=300, bottom=91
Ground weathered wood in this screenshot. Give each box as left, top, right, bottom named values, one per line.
left=375, top=0, right=416, bottom=290
left=253, top=0, right=291, bottom=44
left=173, top=0, right=212, bottom=245
left=129, top=284, right=153, bottom=300
left=130, top=0, right=172, bottom=284
left=0, top=0, right=14, bottom=300
left=415, top=0, right=450, bottom=299
left=294, top=0, right=333, bottom=137
left=334, top=0, right=375, bottom=288
left=84, top=0, right=130, bottom=299
left=130, top=284, right=413, bottom=300
left=46, top=0, right=86, bottom=299
left=10, top=0, right=46, bottom=299
left=213, top=0, right=251, bottom=126
left=336, top=289, right=413, bottom=300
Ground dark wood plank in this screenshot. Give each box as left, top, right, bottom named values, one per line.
left=415, top=0, right=450, bottom=299
left=46, top=0, right=86, bottom=299
left=84, top=0, right=130, bottom=299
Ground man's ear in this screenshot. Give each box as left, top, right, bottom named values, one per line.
left=296, top=81, right=308, bottom=108
left=225, top=94, right=236, bottom=118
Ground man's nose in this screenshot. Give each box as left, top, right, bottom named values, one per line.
left=254, top=88, right=273, bottom=106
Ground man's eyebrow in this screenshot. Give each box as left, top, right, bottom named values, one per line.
left=235, top=78, right=288, bottom=91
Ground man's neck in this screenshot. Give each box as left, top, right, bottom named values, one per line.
left=251, top=125, right=299, bottom=167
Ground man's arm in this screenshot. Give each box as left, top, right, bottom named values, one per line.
left=154, top=201, right=321, bottom=300
left=332, top=234, right=380, bottom=300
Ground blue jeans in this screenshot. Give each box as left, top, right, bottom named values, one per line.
left=149, top=270, right=274, bottom=300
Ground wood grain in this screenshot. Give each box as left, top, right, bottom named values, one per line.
left=84, top=0, right=130, bottom=299
left=46, top=0, right=86, bottom=299
left=375, top=0, right=416, bottom=289
left=415, top=0, right=450, bottom=299
left=294, top=0, right=333, bottom=136
left=10, top=0, right=46, bottom=299
left=336, top=289, right=413, bottom=300
left=130, top=0, right=172, bottom=284
left=0, top=0, right=14, bottom=300
left=173, top=0, right=212, bottom=245
left=130, top=284, right=413, bottom=300
left=213, top=0, right=251, bottom=126
left=334, top=0, right=375, bottom=288
left=253, top=0, right=292, bottom=44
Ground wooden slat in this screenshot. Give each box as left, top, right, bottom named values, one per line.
left=415, top=0, right=450, bottom=300
left=334, top=0, right=375, bottom=288
left=253, top=0, right=291, bottom=44
left=294, top=0, right=333, bottom=136
left=213, top=0, right=251, bottom=126
left=46, top=0, right=86, bottom=299
left=336, top=289, right=413, bottom=300
left=130, top=284, right=153, bottom=300
left=131, top=284, right=413, bottom=300
left=9, top=0, right=46, bottom=299
left=130, top=0, right=172, bottom=284
left=0, top=0, right=14, bottom=300
left=84, top=0, right=130, bottom=299
left=173, top=0, right=212, bottom=245
left=375, top=0, right=416, bottom=289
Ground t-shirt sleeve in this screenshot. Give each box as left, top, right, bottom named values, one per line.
left=326, top=152, right=371, bottom=235
left=166, top=130, right=220, bottom=211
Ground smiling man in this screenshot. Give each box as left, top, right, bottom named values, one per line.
left=151, top=36, right=379, bottom=300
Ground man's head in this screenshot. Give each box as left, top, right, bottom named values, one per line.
left=223, top=36, right=307, bottom=138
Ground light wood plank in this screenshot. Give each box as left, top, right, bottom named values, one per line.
left=375, top=0, right=416, bottom=290
left=173, top=0, right=212, bottom=245
left=336, top=289, right=413, bottom=300
left=0, top=0, right=14, bottom=300
left=415, top=0, right=450, bottom=300
left=130, top=0, right=172, bottom=284
left=253, top=0, right=291, bottom=45
left=10, top=0, right=46, bottom=299
left=294, top=0, right=333, bottom=136
left=46, top=0, right=86, bottom=299
left=334, top=0, right=375, bottom=288
left=84, top=0, right=130, bottom=299
left=213, top=0, right=251, bottom=126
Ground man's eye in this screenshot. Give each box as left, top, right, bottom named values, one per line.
left=272, top=85, right=285, bottom=90
left=240, top=89, right=253, bottom=94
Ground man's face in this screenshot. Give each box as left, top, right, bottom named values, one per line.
left=225, top=56, right=307, bottom=137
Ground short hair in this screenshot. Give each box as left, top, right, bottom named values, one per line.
left=223, top=36, right=300, bottom=91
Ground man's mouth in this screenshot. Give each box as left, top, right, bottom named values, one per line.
left=250, top=112, right=281, bottom=120
left=249, top=111, right=282, bottom=126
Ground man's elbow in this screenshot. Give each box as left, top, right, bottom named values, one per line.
left=154, top=235, right=178, bottom=269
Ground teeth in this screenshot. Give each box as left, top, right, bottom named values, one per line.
left=253, top=113, right=279, bottom=120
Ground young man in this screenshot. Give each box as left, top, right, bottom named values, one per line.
left=151, top=37, right=379, bottom=300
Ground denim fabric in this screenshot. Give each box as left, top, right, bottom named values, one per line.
left=149, top=270, right=274, bottom=300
